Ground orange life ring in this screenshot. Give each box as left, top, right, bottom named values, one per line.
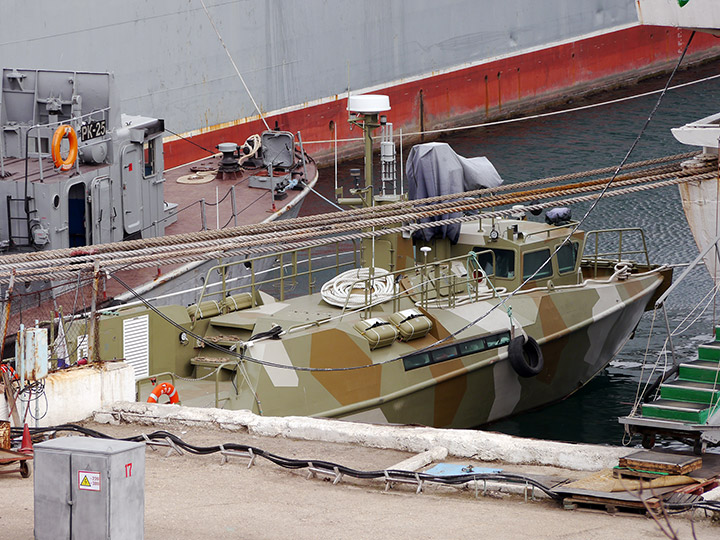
left=51, top=125, right=78, bottom=172
left=147, top=382, right=180, bottom=404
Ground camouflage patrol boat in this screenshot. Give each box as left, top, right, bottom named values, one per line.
left=96, top=205, right=671, bottom=427
left=88, top=96, right=672, bottom=428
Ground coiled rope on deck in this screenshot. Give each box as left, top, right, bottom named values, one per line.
left=320, top=267, right=395, bottom=309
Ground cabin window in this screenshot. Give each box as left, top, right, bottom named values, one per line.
left=485, top=332, right=511, bottom=348
left=431, top=346, right=458, bottom=363
left=457, top=339, right=486, bottom=356
left=143, top=138, right=155, bottom=177
left=556, top=241, right=579, bottom=274
left=473, top=248, right=515, bottom=278
left=404, top=352, right=431, bottom=370
left=523, top=249, right=553, bottom=280
left=403, top=331, right=511, bottom=371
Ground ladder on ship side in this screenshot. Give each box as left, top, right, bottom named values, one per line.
left=5, top=195, right=33, bottom=248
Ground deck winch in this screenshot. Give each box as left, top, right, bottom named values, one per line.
left=217, top=142, right=242, bottom=175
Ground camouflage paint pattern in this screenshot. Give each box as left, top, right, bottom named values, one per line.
left=98, top=219, right=671, bottom=428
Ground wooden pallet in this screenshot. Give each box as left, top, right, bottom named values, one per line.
left=556, top=484, right=681, bottom=516
left=562, top=493, right=662, bottom=515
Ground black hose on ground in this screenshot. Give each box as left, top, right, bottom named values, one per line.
left=11, top=424, right=562, bottom=499
left=12, top=424, right=720, bottom=513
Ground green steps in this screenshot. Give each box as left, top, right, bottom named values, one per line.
left=660, top=380, right=720, bottom=405
left=641, top=399, right=710, bottom=424
left=679, top=360, right=720, bottom=384
left=639, top=329, right=720, bottom=426
left=698, top=340, right=720, bottom=362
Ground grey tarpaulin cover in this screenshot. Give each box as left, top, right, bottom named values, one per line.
left=406, top=142, right=503, bottom=243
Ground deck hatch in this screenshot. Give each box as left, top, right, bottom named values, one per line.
left=403, top=331, right=510, bottom=371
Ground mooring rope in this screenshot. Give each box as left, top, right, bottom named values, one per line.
left=0, top=168, right=715, bottom=282
left=0, top=157, right=708, bottom=274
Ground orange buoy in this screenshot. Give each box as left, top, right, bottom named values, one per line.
left=51, top=124, right=78, bottom=172
left=147, top=382, right=180, bottom=404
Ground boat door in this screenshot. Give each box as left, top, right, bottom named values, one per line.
left=121, top=144, right=142, bottom=237
left=90, top=175, right=113, bottom=244
left=68, top=182, right=87, bottom=247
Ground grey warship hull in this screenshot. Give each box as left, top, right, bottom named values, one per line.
left=3, top=1, right=719, bottom=167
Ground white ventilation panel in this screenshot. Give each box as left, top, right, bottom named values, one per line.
left=123, top=315, right=149, bottom=380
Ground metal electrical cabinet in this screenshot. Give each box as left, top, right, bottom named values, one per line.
left=34, top=437, right=145, bottom=540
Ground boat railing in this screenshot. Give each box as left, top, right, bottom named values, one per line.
left=333, top=250, right=501, bottom=319
left=583, top=228, right=651, bottom=278
left=1, top=107, right=113, bottom=181
left=191, top=240, right=360, bottom=325
left=522, top=222, right=579, bottom=241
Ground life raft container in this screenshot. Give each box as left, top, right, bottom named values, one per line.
left=51, top=125, right=78, bottom=172
left=507, top=335, right=544, bottom=378
left=147, top=382, right=180, bottom=404
left=353, top=318, right=398, bottom=350
left=389, top=308, right=433, bottom=341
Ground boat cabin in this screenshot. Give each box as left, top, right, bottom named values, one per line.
left=452, top=216, right=584, bottom=291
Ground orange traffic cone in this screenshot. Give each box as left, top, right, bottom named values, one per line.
left=19, top=423, right=33, bottom=455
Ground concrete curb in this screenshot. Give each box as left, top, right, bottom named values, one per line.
left=96, top=401, right=630, bottom=471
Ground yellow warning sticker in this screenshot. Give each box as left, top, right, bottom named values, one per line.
left=78, top=470, right=101, bottom=491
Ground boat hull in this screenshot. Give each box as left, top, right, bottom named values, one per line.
left=234, top=271, right=665, bottom=428
left=162, top=25, right=720, bottom=168
left=355, top=278, right=658, bottom=428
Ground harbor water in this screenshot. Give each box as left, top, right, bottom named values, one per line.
left=301, top=58, right=720, bottom=448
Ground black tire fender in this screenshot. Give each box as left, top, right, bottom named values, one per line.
left=507, top=335, right=544, bottom=377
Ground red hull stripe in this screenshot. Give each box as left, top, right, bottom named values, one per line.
left=164, top=25, right=720, bottom=169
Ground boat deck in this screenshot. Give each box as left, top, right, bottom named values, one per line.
left=0, top=144, right=317, bottom=335
left=104, top=152, right=317, bottom=299
left=0, top=149, right=316, bottom=239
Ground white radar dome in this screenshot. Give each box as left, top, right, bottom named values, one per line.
left=347, top=94, right=391, bottom=113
